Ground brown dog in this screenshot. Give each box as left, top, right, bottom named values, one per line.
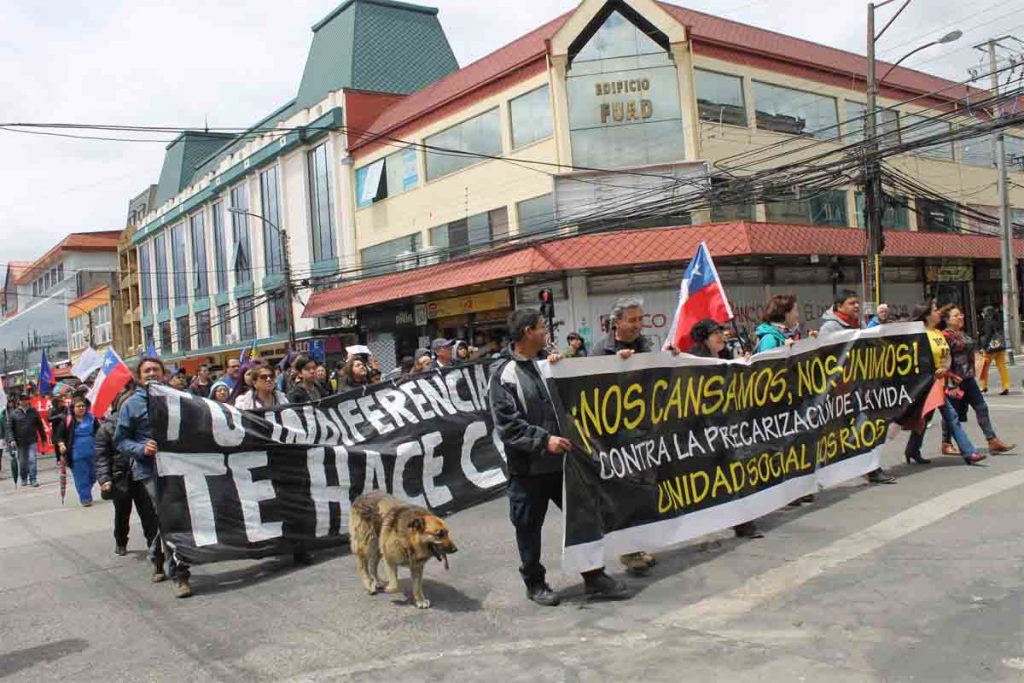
left=349, top=491, right=458, bottom=609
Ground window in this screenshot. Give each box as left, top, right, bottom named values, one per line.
left=158, top=320, right=173, bottom=352
left=170, top=222, right=188, bottom=305
left=32, top=281, right=38, bottom=297
left=902, top=114, right=953, bottom=160
left=511, top=85, right=554, bottom=149
left=195, top=311, right=212, bottom=348
left=237, top=296, right=256, bottom=340
left=855, top=192, right=910, bottom=230
left=268, top=293, right=289, bottom=337
left=139, top=242, right=152, bottom=317
left=143, top=326, right=154, bottom=351
left=259, top=166, right=284, bottom=275
left=355, top=147, right=419, bottom=208
left=916, top=197, right=958, bottom=232
left=57, top=264, right=63, bottom=282
left=69, top=315, right=86, bottom=350
left=50, top=268, right=57, bottom=285
left=695, top=70, right=746, bottom=127
left=211, top=202, right=228, bottom=292
left=517, top=194, right=555, bottom=236
left=230, top=184, right=252, bottom=285
left=44, top=272, right=50, bottom=290
left=360, top=233, right=423, bottom=277
left=753, top=82, right=838, bottom=140
left=176, top=316, right=191, bottom=352
left=844, top=102, right=899, bottom=144
left=93, top=304, right=112, bottom=345
left=189, top=212, right=208, bottom=299
left=217, top=303, right=232, bottom=343
left=307, top=142, right=337, bottom=261
left=425, top=108, right=502, bottom=180
left=429, top=207, right=509, bottom=258
left=961, top=132, right=994, bottom=167
left=765, top=189, right=849, bottom=226
left=710, top=177, right=756, bottom=222
left=153, top=233, right=169, bottom=311
left=1005, top=135, right=1024, bottom=172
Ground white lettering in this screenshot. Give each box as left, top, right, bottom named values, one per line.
left=155, top=452, right=227, bottom=547
left=460, top=421, right=506, bottom=489
left=420, top=431, right=451, bottom=507
left=229, top=452, right=282, bottom=542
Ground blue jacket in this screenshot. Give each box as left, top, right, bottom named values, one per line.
left=114, top=388, right=155, bottom=481
left=754, top=322, right=789, bottom=353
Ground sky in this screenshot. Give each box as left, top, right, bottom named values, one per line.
left=1, top=0, right=1020, bottom=263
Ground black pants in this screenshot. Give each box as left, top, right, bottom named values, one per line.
left=113, top=478, right=159, bottom=548
left=507, top=472, right=562, bottom=588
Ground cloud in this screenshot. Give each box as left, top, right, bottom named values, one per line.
left=0, top=0, right=1011, bottom=263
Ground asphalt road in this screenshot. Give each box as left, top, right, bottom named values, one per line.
left=1, top=371, right=1023, bottom=682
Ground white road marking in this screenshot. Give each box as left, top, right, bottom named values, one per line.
left=654, top=468, right=1024, bottom=630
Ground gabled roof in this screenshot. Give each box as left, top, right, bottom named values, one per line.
left=16, top=231, right=121, bottom=284
left=154, top=131, right=237, bottom=206
left=5, top=261, right=32, bottom=286
left=351, top=0, right=985, bottom=157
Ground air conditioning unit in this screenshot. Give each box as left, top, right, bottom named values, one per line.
left=395, top=250, right=418, bottom=272
left=417, top=245, right=444, bottom=266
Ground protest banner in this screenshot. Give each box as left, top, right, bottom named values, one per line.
left=148, top=361, right=507, bottom=565
left=541, top=323, right=936, bottom=572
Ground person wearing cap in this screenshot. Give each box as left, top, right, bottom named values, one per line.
left=431, top=338, right=455, bottom=369
left=689, top=319, right=766, bottom=540
left=9, top=393, right=46, bottom=487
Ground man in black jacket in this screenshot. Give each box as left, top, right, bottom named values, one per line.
left=95, top=390, right=158, bottom=556
left=9, top=394, right=47, bottom=487
left=490, top=308, right=629, bottom=607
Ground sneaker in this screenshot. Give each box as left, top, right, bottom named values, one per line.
left=965, top=453, right=988, bottom=465
left=115, top=544, right=127, bottom=556
left=82, top=501, right=92, bottom=508
left=151, top=569, right=167, bottom=583
left=866, top=468, right=897, bottom=484
left=620, top=552, right=650, bottom=576
left=173, top=578, right=193, bottom=599
left=999, top=389, right=1010, bottom=396
left=31, top=482, right=39, bottom=488
left=293, top=550, right=314, bottom=566
left=526, top=583, right=560, bottom=607
left=584, top=573, right=631, bottom=601
left=941, top=442, right=960, bottom=456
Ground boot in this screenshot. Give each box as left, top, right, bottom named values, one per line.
left=583, top=572, right=630, bottom=600
left=941, top=441, right=960, bottom=456
left=987, top=438, right=1015, bottom=454
left=173, top=577, right=193, bottom=599
left=619, top=552, right=650, bottom=576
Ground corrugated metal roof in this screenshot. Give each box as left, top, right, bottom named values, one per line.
left=302, top=222, right=1021, bottom=317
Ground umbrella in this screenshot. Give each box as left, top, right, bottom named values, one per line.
left=59, top=458, right=67, bottom=505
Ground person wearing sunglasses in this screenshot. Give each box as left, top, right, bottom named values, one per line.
left=234, top=369, right=288, bottom=410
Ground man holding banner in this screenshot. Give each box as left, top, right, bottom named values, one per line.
left=490, top=308, right=629, bottom=606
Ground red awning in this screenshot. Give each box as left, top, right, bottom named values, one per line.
left=303, top=222, right=1021, bottom=318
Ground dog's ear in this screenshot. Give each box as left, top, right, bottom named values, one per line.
left=408, top=516, right=425, bottom=532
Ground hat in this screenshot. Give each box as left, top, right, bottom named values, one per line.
left=431, top=338, right=454, bottom=352
left=691, top=319, right=726, bottom=344
left=414, top=347, right=431, bottom=362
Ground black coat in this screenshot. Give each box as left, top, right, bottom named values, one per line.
left=9, top=407, right=46, bottom=448
left=980, top=315, right=1004, bottom=350
left=594, top=332, right=653, bottom=356
left=94, top=416, right=128, bottom=486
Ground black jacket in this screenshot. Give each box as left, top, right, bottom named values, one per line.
left=94, top=416, right=127, bottom=486
left=980, top=315, right=1004, bottom=350
left=595, top=332, right=653, bottom=356
left=49, top=405, right=67, bottom=452
left=9, top=407, right=46, bottom=448
left=287, top=382, right=324, bottom=404
left=488, top=345, right=562, bottom=478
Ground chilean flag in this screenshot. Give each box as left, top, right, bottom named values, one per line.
left=86, top=349, right=133, bottom=418
left=667, top=242, right=734, bottom=351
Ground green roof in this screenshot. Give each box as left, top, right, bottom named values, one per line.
left=154, top=132, right=236, bottom=206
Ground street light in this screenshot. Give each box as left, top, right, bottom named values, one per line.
left=864, top=0, right=962, bottom=311
left=227, top=207, right=296, bottom=346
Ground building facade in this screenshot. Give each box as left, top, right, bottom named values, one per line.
left=68, top=285, right=116, bottom=366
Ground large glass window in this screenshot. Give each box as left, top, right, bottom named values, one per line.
left=710, top=177, right=756, bottom=222
left=566, top=10, right=684, bottom=169
left=153, top=233, right=169, bottom=311
left=138, top=242, right=152, bottom=317
left=307, top=142, right=337, bottom=261
left=158, top=320, right=173, bottom=353
left=916, top=197, right=958, bottom=232
left=237, top=296, right=256, bottom=340
left=961, top=132, right=994, bottom=167
left=195, top=311, right=212, bottom=348
left=765, top=189, right=849, bottom=226
left=511, top=85, right=554, bottom=149
left=901, top=114, right=954, bottom=160
left=360, top=234, right=423, bottom=277
left=176, top=316, right=191, bottom=352
left=753, top=82, right=838, bottom=141
left=259, top=166, right=284, bottom=275
left=855, top=192, right=910, bottom=230
left=1005, top=135, right=1024, bottom=171
left=69, top=315, right=86, bottom=350
left=695, top=70, right=746, bottom=127
left=189, top=213, right=208, bottom=299
left=230, top=185, right=252, bottom=285
left=517, top=194, right=555, bottom=236
left=93, top=304, right=112, bottom=345
left=170, top=222, right=188, bottom=306
left=355, top=147, right=419, bottom=209
left=429, top=207, right=509, bottom=258
left=211, top=202, right=228, bottom=292
left=425, top=109, right=502, bottom=180
left=268, top=293, right=289, bottom=337
left=844, top=102, right=900, bottom=144
left=217, top=303, right=231, bottom=343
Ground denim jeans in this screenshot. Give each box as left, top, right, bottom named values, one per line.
left=941, top=377, right=997, bottom=442
left=907, top=397, right=976, bottom=461
left=15, top=443, right=38, bottom=485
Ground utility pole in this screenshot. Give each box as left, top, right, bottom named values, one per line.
left=864, top=2, right=884, bottom=315
left=228, top=208, right=296, bottom=347
left=977, top=37, right=1022, bottom=359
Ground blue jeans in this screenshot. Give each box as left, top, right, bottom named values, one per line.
left=907, top=397, right=976, bottom=462
left=942, top=377, right=997, bottom=442
left=14, top=443, right=38, bottom=485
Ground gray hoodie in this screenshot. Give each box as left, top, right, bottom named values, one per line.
left=818, top=309, right=859, bottom=338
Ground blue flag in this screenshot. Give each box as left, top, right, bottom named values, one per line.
left=39, top=348, right=54, bottom=393
left=146, top=339, right=157, bottom=358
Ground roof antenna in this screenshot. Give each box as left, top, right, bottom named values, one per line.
left=204, top=114, right=209, bottom=134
